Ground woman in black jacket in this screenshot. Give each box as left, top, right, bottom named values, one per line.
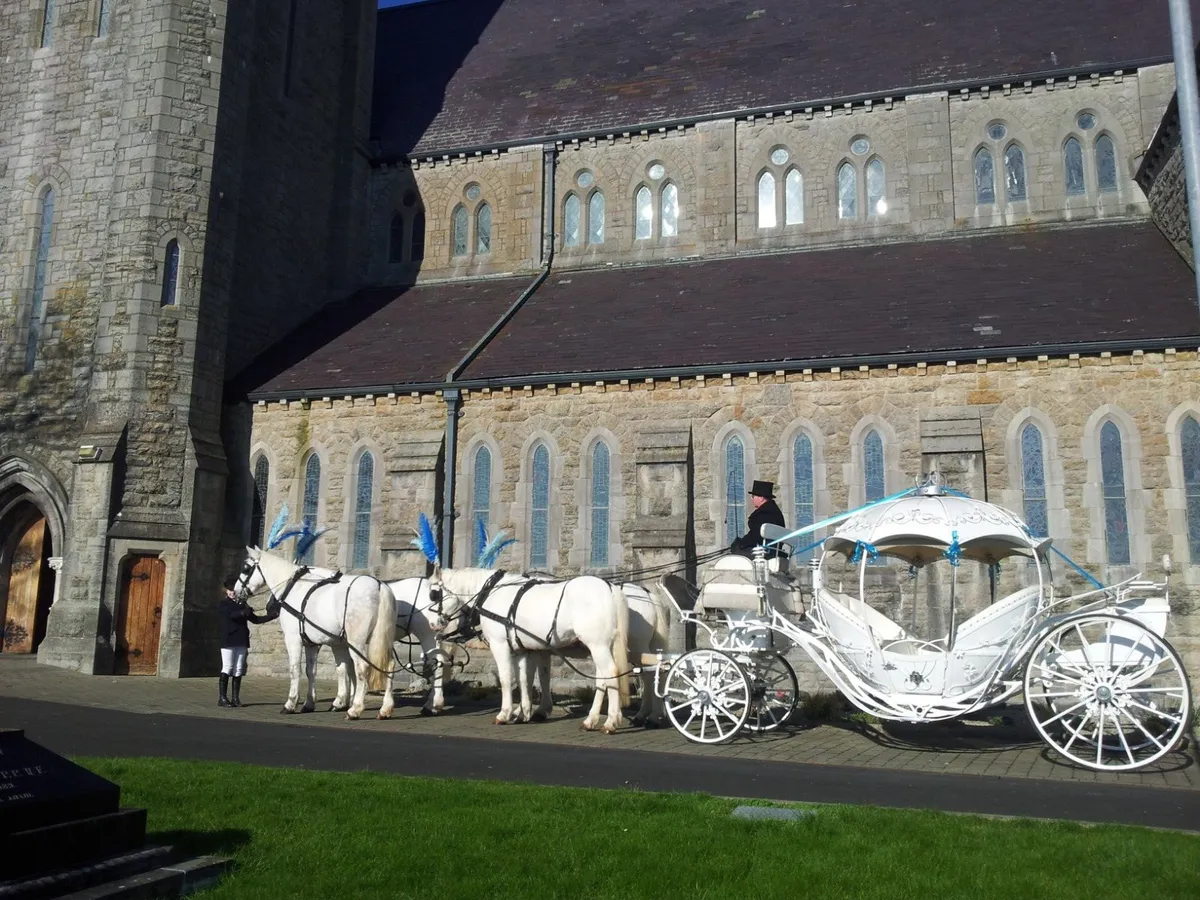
left=218, top=574, right=278, bottom=708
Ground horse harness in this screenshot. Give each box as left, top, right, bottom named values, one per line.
left=472, top=574, right=570, bottom=653
left=242, top=560, right=353, bottom=647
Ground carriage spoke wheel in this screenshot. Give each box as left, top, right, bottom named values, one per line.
left=663, top=649, right=751, bottom=744
left=1024, top=614, right=1192, bottom=771
left=738, top=653, right=798, bottom=732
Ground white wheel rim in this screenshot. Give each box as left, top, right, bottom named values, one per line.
left=741, top=653, right=798, bottom=732
left=664, top=649, right=751, bottom=744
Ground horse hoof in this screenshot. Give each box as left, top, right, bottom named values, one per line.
left=580, top=722, right=596, bottom=732
left=494, top=717, right=509, bottom=725
left=377, top=711, right=392, bottom=720
left=530, top=711, right=548, bottom=723
left=345, top=712, right=360, bottom=721
left=420, top=707, right=436, bottom=717
left=602, top=724, right=617, bottom=735
left=280, top=706, right=294, bottom=715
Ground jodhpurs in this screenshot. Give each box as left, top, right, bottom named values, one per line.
left=220, top=646, right=248, bottom=676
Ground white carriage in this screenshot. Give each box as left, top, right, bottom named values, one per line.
left=649, top=480, right=1193, bottom=771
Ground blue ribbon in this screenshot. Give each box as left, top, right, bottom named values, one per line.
left=767, top=486, right=919, bottom=548
left=944, top=529, right=961, bottom=567
left=1049, top=545, right=1105, bottom=590
left=850, top=541, right=879, bottom=564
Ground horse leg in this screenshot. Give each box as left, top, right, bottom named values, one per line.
left=330, top=644, right=351, bottom=711
left=376, top=649, right=396, bottom=720
left=530, top=651, right=553, bottom=722
left=514, top=652, right=535, bottom=723
left=590, top=644, right=626, bottom=734
left=421, top=645, right=446, bottom=716
left=301, top=644, right=319, bottom=713
left=491, top=642, right=516, bottom=724
left=282, top=631, right=304, bottom=713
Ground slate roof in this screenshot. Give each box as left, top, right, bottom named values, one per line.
left=373, top=0, right=1193, bottom=157
left=240, top=224, right=1200, bottom=398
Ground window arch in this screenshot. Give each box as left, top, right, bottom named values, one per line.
left=1020, top=423, right=1048, bottom=537
left=660, top=182, right=679, bottom=237
left=26, top=186, right=56, bottom=373
left=590, top=441, right=611, bottom=567
left=41, top=0, right=54, bottom=48
left=251, top=454, right=270, bottom=548
left=634, top=186, right=653, bottom=239
left=866, top=158, right=886, bottom=216
left=97, top=0, right=110, bottom=37
left=785, top=168, right=804, bottom=224
left=1181, top=416, right=1200, bottom=562
left=864, top=430, right=885, bottom=502
left=563, top=192, right=581, bottom=247
left=1004, top=144, right=1027, bottom=201
left=1064, top=138, right=1085, bottom=196
left=411, top=210, right=425, bottom=261
left=793, top=433, right=814, bottom=536
left=472, top=445, right=492, bottom=536
left=475, top=202, right=491, bottom=254
left=301, top=452, right=321, bottom=565
left=351, top=452, right=374, bottom=569
left=837, top=162, right=857, bottom=219
left=973, top=148, right=995, bottom=204
left=724, top=434, right=746, bottom=545
left=757, top=172, right=777, bottom=229
left=1100, top=421, right=1130, bottom=565
left=160, top=239, right=180, bottom=307
left=530, top=443, right=550, bottom=568
left=588, top=191, right=605, bottom=244
left=1095, top=134, right=1118, bottom=194
left=451, top=205, right=468, bottom=257
left=389, top=214, right=405, bottom=262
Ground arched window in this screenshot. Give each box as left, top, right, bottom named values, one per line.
left=793, top=433, right=815, bottom=539
left=563, top=193, right=580, bottom=247
left=1182, top=416, right=1200, bottom=562
left=1095, top=135, right=1118, bottom=194
left=1020, top=423, right=1048, bottom=537
left=26, top=187, right=56, bottom=373
left=160, top=239, right=180, bottom=307
left=588, top=191, right=605, bottom=244
left=974, top=148, right=995, bottom=204
left=41, top=0, right=54, bottom=48
left=97, top=0, right=110, bottom=37
left=530, top=444, right=550, bottom=568
left=660, top=182, right=679, bottom=237
left=410, top=211, right=425, bottom=261
left=251, top=455, right=270, bottom=548
left=475, top=202, right=491, bottom=254
left=724, top=435, right=746, bottom=545
left=301, top=453, right=321, bottom=564
left=352, top=452, right=374, bottom=570
left=866, top=159, right=886, bottom=216
left=785, top=169, right=804, bottom=224
left=635, top=186, right=653, bottom=240
left=1004, top=144, right=1027, bottom=201
left=864, top=430, right=885, bottom=502
left=1100, top=421, right=1130, bottom=565
left=451, top=205, right=468, bottom=257
left=837, top=162, right=856, bottom=219
left=590, top=442, right=611, bottom=567
left=757, top=172, right=777, bottom=229
left=472, top=445, right=491, bottom=536
left=389, top=214, right=405, bottom=262
left=1064, top=138, right=1085, bottom=196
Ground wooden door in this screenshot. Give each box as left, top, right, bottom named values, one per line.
left=3, top=518, right=46, bottom=654
left=115, top=555, right=165, bottom=675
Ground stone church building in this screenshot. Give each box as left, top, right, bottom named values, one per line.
left=3, top=0, right=1200, bottom=689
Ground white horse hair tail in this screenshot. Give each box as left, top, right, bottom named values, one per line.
left=610, top=583, right=631, bottom=707
left=367, top=581, right=398, bottom=692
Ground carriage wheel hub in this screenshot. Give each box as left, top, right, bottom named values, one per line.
left=1094, top=685, right=1114, bottom=704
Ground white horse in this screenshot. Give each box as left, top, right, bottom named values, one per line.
left=235, top=547, right=397, bottom=720
left=387, top=577, right=452, bottom=715
left=432, top=566, right=632, bottom=732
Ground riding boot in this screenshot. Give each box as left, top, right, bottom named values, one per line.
left=230, top=676, right=242, bottom=707
left=218, top=673, right=231, bottom=707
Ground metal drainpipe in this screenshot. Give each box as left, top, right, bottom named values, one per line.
left=439, top=143, right=558, bottom=565
left=1169, top=0, right=1200, bottom=310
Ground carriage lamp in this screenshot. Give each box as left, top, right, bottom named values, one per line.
left=751, top=546, right=769, bottom=585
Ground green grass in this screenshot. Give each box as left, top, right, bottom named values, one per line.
left=81, top=757, right=1198, bottom=900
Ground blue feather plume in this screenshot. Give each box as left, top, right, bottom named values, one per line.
left=479, top=530, right=517, bottom=568
left=475, top=518, right=488, bottom=564
left=264, top=504, right=290, bottom=549
left=295, top=526, right=331, bottom=562
left=409, top=513, right=440, bottom=565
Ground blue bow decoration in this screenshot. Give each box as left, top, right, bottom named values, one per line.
left=944, top=530, right=962, bottom=568
left=411, top=513, right=440, bottom=566
left=850, top=541, right=879, bottom=564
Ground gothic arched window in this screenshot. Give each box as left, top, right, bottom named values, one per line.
left=660, top=183, right=679, bottom=237
left=757, top=172, right=777, bottom=229
left=475, top=202, right=492, bottom=254
left=389, top=214, right=405, bottom=262
left=1021, top=423, right=1048, bottom=537
left=160, top=240, right=180, bottom=307
left=1095, top=135, right=1118, bottom=194
left=588, top=191, right=605, bottom=244
left=1182, top=416, right=1200, bottom=562
left=472, top=445, right=491, bottom=536
left=530, top=444, right=550, bottom=568
left=301, top=453, right=321, bottom=564
left=785, top=169, right=804, bottom=225
left=1064, top=138, right=1085, bottom=196
left=974, top=148, right=995, bottom=204
left=590, top=442, right=611, bottom=567
left=41, top=0, right=54, bottom=48
left=724, top=435, right=746, bottom=545
left=251, top=455, right=270, bottom=548
left=866, top=159, right=886, bottom=216
left=635, top=186, right=653, bottom=240
left=97, top=0, right=110, bottom=37
left=1100, top=421, right=1130, bottom=565
left=864, top=430, right=885, bottom=502
left=563, top=193, right=580, bottom=247
left=793, top=433, right=815, bottom=536
left=451, top=205, right=468, bottom=257
left=837, top=162, right=857, bottom=220
left=1004, top=144, right=1027, bottom=201
left=26, top=187, right=56, bottom=373
left=352, top=452, right=374, bottom=570
left=411, top=211, right=425, bottom=262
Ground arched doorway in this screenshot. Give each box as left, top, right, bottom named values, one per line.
left=0, top=505, right=55, bottom=654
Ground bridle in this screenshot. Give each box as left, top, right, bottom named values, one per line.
left=428, top=569, right=509, bottom=641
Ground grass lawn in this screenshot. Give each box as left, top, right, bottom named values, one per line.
left=82, top=757, right=1198, bottom=900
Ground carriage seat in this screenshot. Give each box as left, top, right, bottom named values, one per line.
left=821, top=589, right=910, bottom=644
left=950, top=585, right=1042, bottom=653
left=659, top=573, right=702, bottom=616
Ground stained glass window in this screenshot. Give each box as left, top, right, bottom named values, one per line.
left=757, top=172, right=777, bottom=229
left=793, top=434, right=815, bottom=556
left=724, top=435, right=745, bottom=545
left=563, top=193, right=580, bottom=247
left=451, top=205, right=468, bottom=257
left=26, top=187, right=55, bottom=373
left=635, top=186, right=652, bottom=239
left=588, top=191, right=605, bottom=244
left=1021, top=423, right=1048, bottom=537
left=160, top=240, right=179, bottom=307
left=660, top=183, right=679, bottom=237
left=837, top=162, right=856, bottom=219
left=864, top=430, right=885, bottom=502
left=97, top=0, right=109, bottom=37
left=41, top=0, right=54, bottom=48
left=352, top=452, right=374, bottom=570
left=475, top=202, right=491, bottom=254
left=974, top=148, right=995, bottom=204
left=1100, top=421, right=1130, bottom=565
left=389, top=214, right=405, bottom=262
left=251, top=455, right=269, bottom=548
left=530, top=444, right=550, bottom=568
left=1095, top=135, right=1118, bottom=194
left=1064, top=138, right=1085, bottom=196
left=472, top=445, right=491, bottom=537
left=785, top=169, right=804, bottom=224
left=1005, top=144, right=1027, bottom=202
left=867, top=159, right=886, bottom=216
left=411, top=211, right=425, bottom=261
left=590, top=442, right=611, bottom=567
left=1182, top=416, right=1200, bottom=562
left=301, top=453, right=321, bottom=564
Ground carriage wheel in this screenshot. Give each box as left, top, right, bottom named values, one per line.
left=1024, top=613, right=1192, bottom=771
left=663, top=649, right=751, bottom=744
left=740, top=653, right=798, bottom=732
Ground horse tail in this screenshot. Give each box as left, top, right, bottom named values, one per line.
left=367, top=581, right=398, bottom=692
left=610, top=582, right=631, bottom=708
left=648, top=587, right=671, bottom=655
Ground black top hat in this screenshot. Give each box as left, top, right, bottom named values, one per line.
left=223, top=574, right=239, bottom=592
left=748, top=480, right=776, bottom=499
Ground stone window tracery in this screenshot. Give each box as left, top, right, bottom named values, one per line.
left=837, top=162, right=856, bottom=219
left=1095, top=134, right=1118, bottom=194
left=1004, top=144, right=1027, bottom=202
left=1100, top=421, right=1131, bottom=565
left=352, top=452, right=374, bottom=570
left=793, top=433, right=814, bottom=543
left=472, top=445, right=492, bottom=538
left=530, top=444, right=550, bottom=568
left=301, top=453, right=321, bottom=565
left=724, top=434, right=746, bottom=545
left=590, top=442, right=611, bottom=567
left=864, top=430, right=885, bottom=502
left=1021, top=423, right=1048, bottom=537
left=251, top=455, right=270, bottom=548
left=1064, top=138, right=1085, bottom=196
left=757, top=149, right=804, bottom=230
left=475, top=202, right=492, bottom=254
left=974, top=148, right=995, bottom=205
left=588, top=191, right=605, bottom=244
left=451, top=205, right=468, bottom=257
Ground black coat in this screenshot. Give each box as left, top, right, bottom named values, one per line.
left=730, top=499, right=786, bottom=554
left=219, top=596, right=276, bottom=648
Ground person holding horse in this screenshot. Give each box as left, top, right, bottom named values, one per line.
left=218, top=574, right=278, bottom=708
left=729, top=480, right=786, bottom=558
